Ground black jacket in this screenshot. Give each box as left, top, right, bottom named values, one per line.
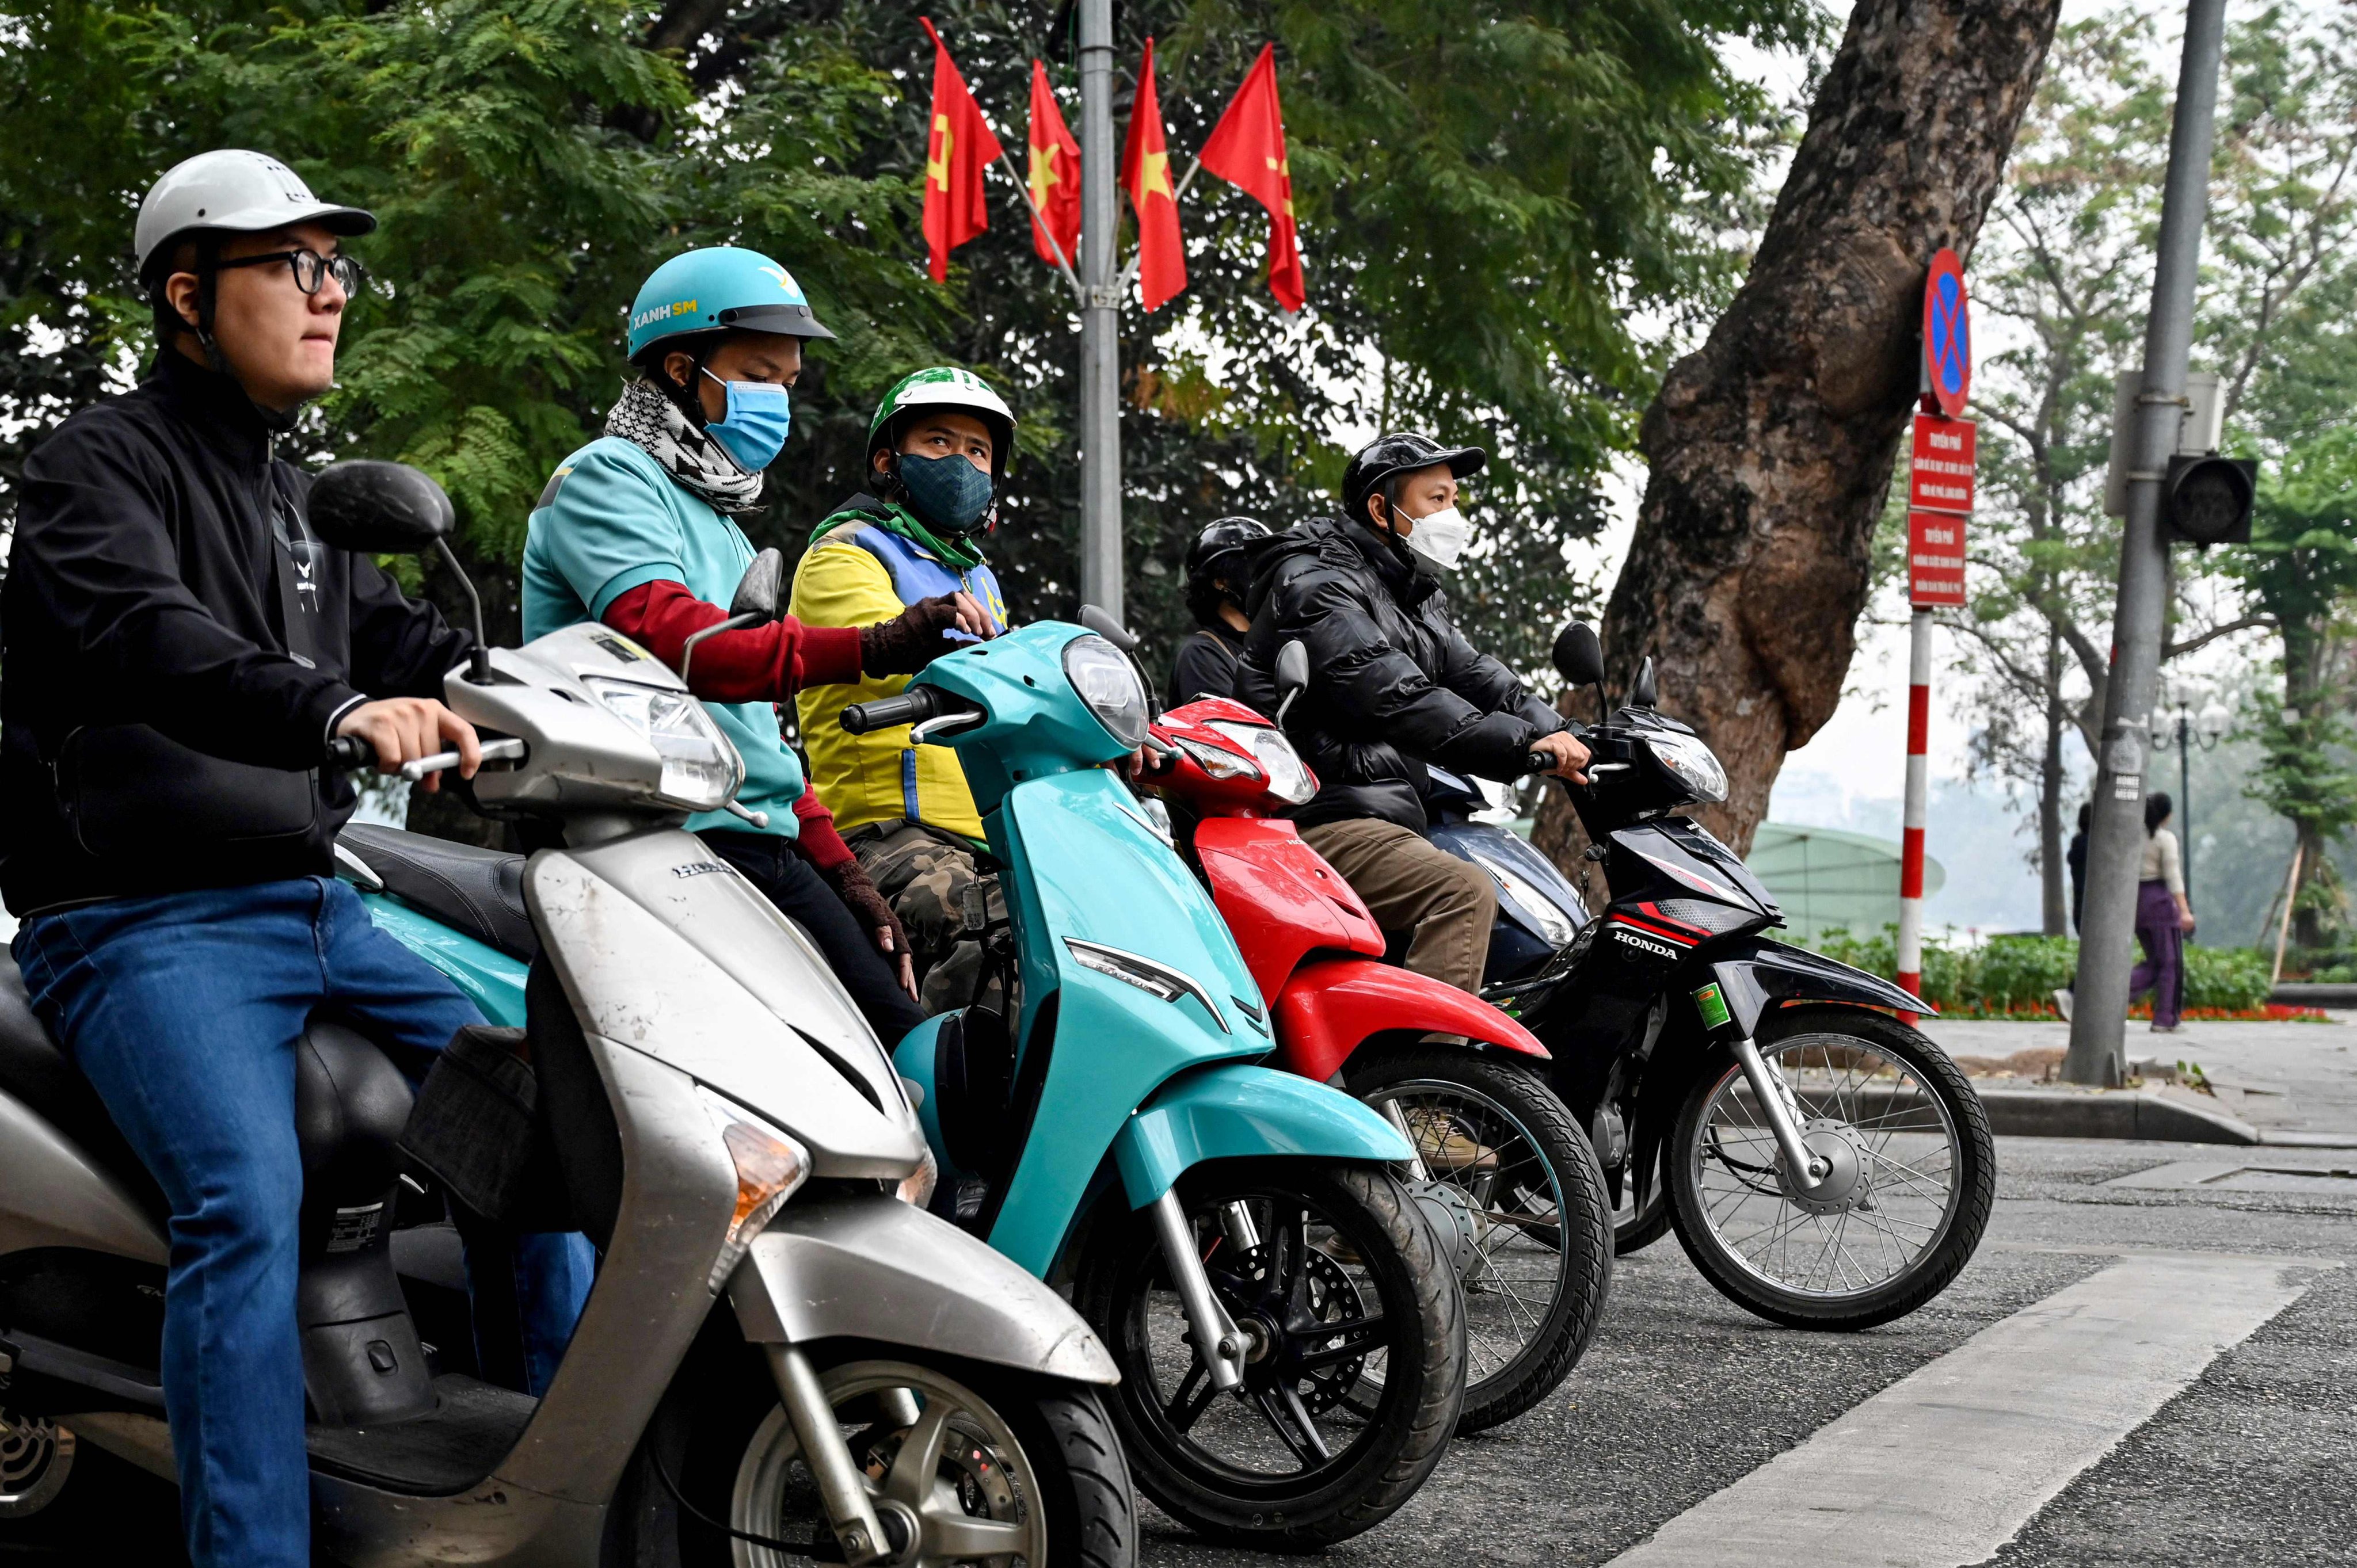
left=2, top=353, right=473, bottom=914
left=1167, top=624, right=1246, bottom=707
left=1233, top=516, right=1562, bottom=832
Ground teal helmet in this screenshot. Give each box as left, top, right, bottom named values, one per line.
left=626, top=245, right=835, bottom=362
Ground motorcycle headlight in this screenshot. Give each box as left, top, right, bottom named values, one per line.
left=1171, top=733, right=1262, bottom=781
left=1206, top=720, right=1317, bottom=805
left=1468, top=851, right=1581, bottom=948
left=1644, top=732, right=1728, bottom=804
left=1063, top=635, right=1149, bottom=749
left=584, top=676, right=745, bottom=812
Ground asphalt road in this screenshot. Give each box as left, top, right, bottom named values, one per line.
left=7, top=1136, right=2351, bottom=1566
left=1138, top=1134, right=2357, bottom=1568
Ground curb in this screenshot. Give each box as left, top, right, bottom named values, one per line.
left=1973, top=1086, right=2260, bottom=1145
left=2271, top=982, right=2357, bottom=1009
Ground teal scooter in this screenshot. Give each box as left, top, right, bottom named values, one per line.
left=835, top=618, right=1466, bottom=1551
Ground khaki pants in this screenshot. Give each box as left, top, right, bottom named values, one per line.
left=1299, top=817, right=1497, bottom=995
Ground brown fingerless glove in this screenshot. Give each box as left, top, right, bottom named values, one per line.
left=859, top=594, right=966, bottom=677
left=824, top=859, right=910, bottom=960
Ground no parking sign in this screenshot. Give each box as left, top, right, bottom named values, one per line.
left=1922, top=248, right=1971, bottom=418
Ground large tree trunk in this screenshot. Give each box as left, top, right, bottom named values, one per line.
left=1534, top=0, right=2061, bottom=874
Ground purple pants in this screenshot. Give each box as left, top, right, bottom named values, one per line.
left=2128, top=878, right=2184, bottom=1028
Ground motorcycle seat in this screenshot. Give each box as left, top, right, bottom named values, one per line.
left=0, top=955, right=168, bottom=1220
left=340, top=823, right=538, bottom=963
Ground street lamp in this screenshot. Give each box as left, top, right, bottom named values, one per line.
left=2150, top=693, right=2230, bottom=929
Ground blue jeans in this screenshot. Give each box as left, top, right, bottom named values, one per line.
left=13, top=877, right=594, bottom=1568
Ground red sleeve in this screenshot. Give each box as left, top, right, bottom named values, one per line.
left=601, top=579, right=863, bottom=702
left=789, top=789, right=856, bottom=872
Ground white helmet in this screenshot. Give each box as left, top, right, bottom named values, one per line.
left=135, top=150, right=375, bottom=278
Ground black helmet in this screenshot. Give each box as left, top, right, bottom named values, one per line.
left=1341, top=432, right=1486, bottom=528
left=1184, top=516, right=1272, bottom=623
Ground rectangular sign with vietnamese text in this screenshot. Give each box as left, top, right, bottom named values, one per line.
left=1908, top=510, right=1968, bottom=606
left=1909, top=415, right=1976, bottom=514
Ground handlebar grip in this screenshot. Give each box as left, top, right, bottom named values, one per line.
left=840, top=686, right=940, bottom=735
left=326, top=734, right=376, bottom=770
left=1527, top=750, right=1551, bottom=775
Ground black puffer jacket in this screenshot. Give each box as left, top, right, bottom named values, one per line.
left=1233, top=516, right=1563, bottom=832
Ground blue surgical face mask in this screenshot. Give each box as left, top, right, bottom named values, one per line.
left=896, top=451, right=996, bottom=535
left=700, top=367, right=791, bottom=473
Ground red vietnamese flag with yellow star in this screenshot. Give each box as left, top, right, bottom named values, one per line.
left=1120, top=37, right=1186, bottom=312
left=1199, top=43, right=1304, bottom=312
left=919, top=17, right=1004, bottom=283
left=1025, top=60, right=1082, bottom=270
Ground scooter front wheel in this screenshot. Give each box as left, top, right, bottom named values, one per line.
left=1348, top=1050, right=1612, bottom=1432
left=625, top=1345, right=1134, bottom=1568
left=1665, top=1006, right=1995, bottom=1329
left=1076, top=1159, right=1465, bottom=1550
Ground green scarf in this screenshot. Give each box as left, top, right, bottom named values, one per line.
left=811, top=494, right=986, bottom=571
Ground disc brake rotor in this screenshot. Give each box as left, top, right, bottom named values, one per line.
left=1229, top=1239, right=1369, bottom=1416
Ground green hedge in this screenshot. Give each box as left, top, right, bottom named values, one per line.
left=1799, top=930, right=2274, bottom=1015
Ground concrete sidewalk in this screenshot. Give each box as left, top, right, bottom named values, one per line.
left=1918, top=1012, right=2357, bottom=1146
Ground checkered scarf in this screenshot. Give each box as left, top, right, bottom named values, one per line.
left=603, top=376, right=766, bottom=516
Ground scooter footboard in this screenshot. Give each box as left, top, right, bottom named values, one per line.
left=1114, top=1063, right=1412, bottom=1207
left=728, top=1192, right=1118, bottom=1385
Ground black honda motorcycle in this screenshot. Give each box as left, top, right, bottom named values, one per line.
left=1421, top=624, right=1994, bottom=1331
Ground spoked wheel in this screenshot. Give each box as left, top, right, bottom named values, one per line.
left=1666, top=1006, right=1994, bottom=1329
left=1612, top=1144, right=1673, bottom=1257
left=0, top=1408, right=74, bottom=1520
left=1347, top=1050, right=1610, bottom=1432
left=1076, top=1159, right=1463, bottom=1550
left=629, top=1348, right=1134, bottom=1567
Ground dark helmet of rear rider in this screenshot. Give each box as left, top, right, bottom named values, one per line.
left=1340, top=432, right=1487, bottom=529
left=1184, top=516, right=1273, bottom=623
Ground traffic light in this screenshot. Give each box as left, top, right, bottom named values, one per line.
left=2162, top=454, right=2256, bottom=546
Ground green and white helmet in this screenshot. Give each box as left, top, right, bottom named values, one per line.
left=867, top=367, right=1016, bottom=478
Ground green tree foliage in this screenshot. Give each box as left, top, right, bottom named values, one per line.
left=0, top=0, right=1814, bottom=688
left=1956, top=3, right=2357, bottom=938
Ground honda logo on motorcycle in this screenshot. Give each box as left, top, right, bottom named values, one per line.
left=1613, top=926, right=1681, bottom=960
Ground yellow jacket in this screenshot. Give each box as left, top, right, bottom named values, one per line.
left=790, top=506, right=1007, bottom=841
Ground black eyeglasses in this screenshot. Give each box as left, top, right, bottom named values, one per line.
left=208, top=248, right=367, bottom=298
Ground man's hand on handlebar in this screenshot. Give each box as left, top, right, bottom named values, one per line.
left=1530, top=730, right=1591, bottom=783
left=337, top=699, right=481, bottom=792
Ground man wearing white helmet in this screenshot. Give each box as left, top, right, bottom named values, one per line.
left=1, top=151, right=587, bottom=1568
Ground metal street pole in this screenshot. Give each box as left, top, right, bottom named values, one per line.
left=2065, top=0, right=2227, bottom=1085
left=2176, top=703, right=2192, bottom=926
left=1895, top=609, right=1934, bottom=1021
left=1076, top=0, right=1123, bottom=615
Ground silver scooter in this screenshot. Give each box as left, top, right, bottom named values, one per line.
left=0, top=461, right=1134, bottom=1566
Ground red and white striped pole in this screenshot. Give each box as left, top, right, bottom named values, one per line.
left=1900, top=248, right=1975, bottom=1024
left=1895, top=611, right=1933, bottom=1020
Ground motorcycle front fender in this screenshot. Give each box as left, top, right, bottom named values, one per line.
left=1112, top=1062, right=1412, bottom=1208
left=1718, top=935, right=1937, bottom=1018
left=729, top=1191, right=1118, bottom=1386
left=1273, top=956, right=1549, bottom=1085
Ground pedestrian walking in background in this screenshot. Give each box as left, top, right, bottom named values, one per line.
left=2130, top=792, right=2195, bottom=1032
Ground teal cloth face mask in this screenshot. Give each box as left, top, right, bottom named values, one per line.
left=700, top=368, right=792, bottom=474
left=897, top=451, right=996, bottom=535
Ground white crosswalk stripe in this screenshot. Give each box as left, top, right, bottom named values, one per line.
left=1604, top=1252, right=2335, bottom=1568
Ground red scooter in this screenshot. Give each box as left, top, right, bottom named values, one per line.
left=1144, top=693, right=1613, bottom=1433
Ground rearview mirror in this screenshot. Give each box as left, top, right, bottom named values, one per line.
left=729, top=548, right=786, bottom=621
left=1079, top=604, right=1140, bottom=653
left=1552, top=623, right=1605, bottom=688
left=1275, top=639, right=1309, bottom=698
left=1274, top=640, right=1310, bottom=726
left=1630, top=655, right=1658, bottom=709
left=308, top=460, right=455, bottom=555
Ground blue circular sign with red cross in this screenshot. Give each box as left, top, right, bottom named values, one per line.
left=1923, top=249, right=1971, bottom=418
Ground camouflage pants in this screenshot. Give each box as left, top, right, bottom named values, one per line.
left=851, top=822, right=1006, bottom=1016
